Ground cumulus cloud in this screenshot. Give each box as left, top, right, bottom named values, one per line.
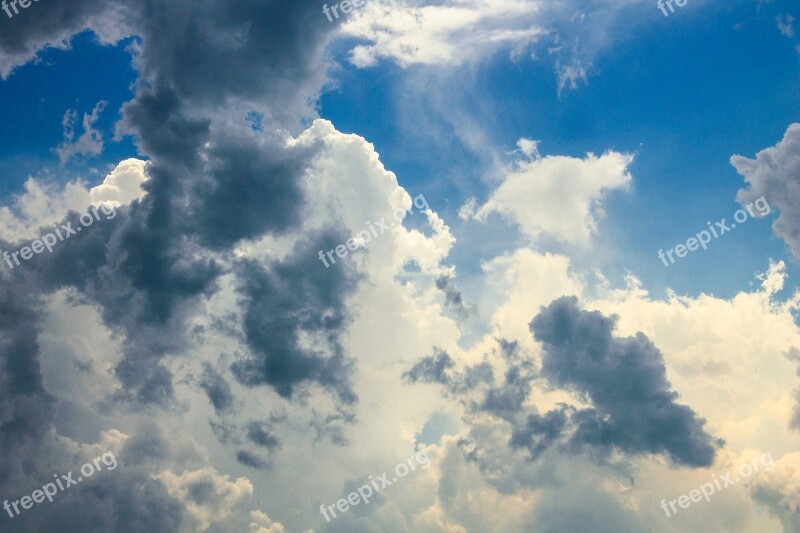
left=88, top=159, right=149, bottom=207
left=530, top=296, right=723, bottom=467
left=470, top=142, right=633, bottom=245
left=750, top=451, right=800, bottom=532
left=157, top=467, right=253, bottom=531
left=734, top=123, right=800, bottom=257
left=2, top=1, right=799, bottom=531
left=406, top=296, right=723, bottom=468
left=0, top=158, right=148, bottom=243
left=248, top=510, right=286, bottom=533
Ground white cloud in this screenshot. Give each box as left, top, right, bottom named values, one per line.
left=556, top=61, right=588, bottom=95
left=342, top=0, right=547, bottom=68
left=470, top=143, right=633, bottom=245
left=336, top=0, right=659, bottom=97
left=157, top=467, right=254, bottom=532
left=55, top=101, right=108, bottom=164
left=248, top=510, right=286, bottom=533
left=89, top=158, right=150, bottom=207
left=0, top=158, right=148, bottom=242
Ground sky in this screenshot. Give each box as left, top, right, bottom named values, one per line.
left=0, top=0, right=799, bottom=531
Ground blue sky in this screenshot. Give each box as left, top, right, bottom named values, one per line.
left=2, top=1, right=797, bottom=297
left=1, top=1, right=800, bottom=531
left=318, top=0, right=800, bottom=299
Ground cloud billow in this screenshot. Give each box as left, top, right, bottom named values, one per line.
left=0, top=1, right=355, bottom=529
left=405, top=297, right=722, bottom=468
left=529, top=296, right=722, bottom=467
left=733, top=123, right=800, bottom=258
left=231, top=233, right=360, bottom=404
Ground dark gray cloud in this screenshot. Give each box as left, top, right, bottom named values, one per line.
left=530, top=296, right=722, bottom=467
left=733, top=123, right=798, bottom=256
left=236, top=450, right=268, bottom=470
left=435, top=274, right=470, bottom=319
left=405, top=344, right=539, bottom=423
left=0, top=275, right=55, bottom=483
left=406, top=300, right=721, bottom=468
left=11, top=469, right=184, bottom=533
left=0, top=0, right=132, bottom=78
left=199, top=363, right=235, bottom=415
left=231, top=232, right=360, bottom=404
left=404, top=348, right=494, bottom=397
left=403, top=349, right=455, bottom=386
left=509, top=408, right=570, bottom=460
left=0, top=0, right=353, bottom=411
left=0, top=0, right=356, bottom=530
left=0, top=0, right=350, bottom=409
left=246, top=420, right=281, bottom=452
left=0, top=417, right=200, bottom=532
left=479, top=361, right=535, bottom=421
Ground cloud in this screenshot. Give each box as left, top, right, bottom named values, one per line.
left=88, top=159, right=149, bottom=207
left=0, top=0, right=133, bottom=79
left=530, top=296, right=723, bottom=467
left=750, top=452, right=800, bottom=532
left=342, top=0, right=546, bottom=68
left=2, top=1, right=799, bottom=531
left=508, top=408, right=569, bottom=460
left=556, top=61, right=588, bottom=95
left=0, top=2, right=359, bottom=528
left=339, top=0, right=657, bottom=96
left=55, top=101, right=108, bottom=164
left=248, top=510, right=286, bottom=533
left=236, top=450, right=269, bottom=470
left=785, top=348, right=800, bottom=430
left=156, top=467, right=253, bottom=531
left=777, top=14, right=795, bottom=38
left=198, top=363, right=235, bottom=415
left=404, top=348, right=494, bottom=398
left=470, top=143, right=633, bottom=245
left=405, top=295, right=723, bottom=468
left=435, top=273, right=471, bottom=319
left=0, top=158, right=148, bottom=243
left=733, top=123, right=800, bottom=257
left=230, top=235, right=360, bottom=404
